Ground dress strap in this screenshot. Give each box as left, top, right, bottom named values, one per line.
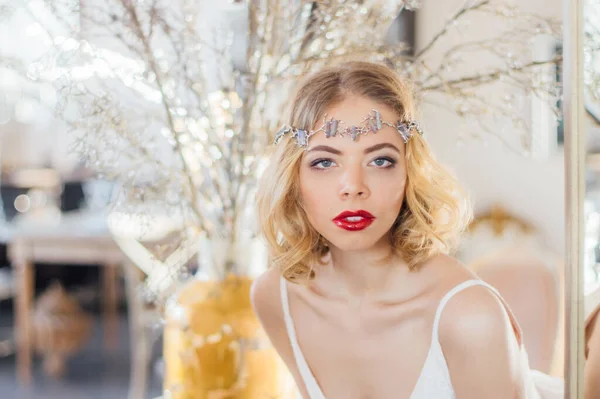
left=431, top=279, right=523, bottom=347
left=280, top=277, right=326, bottom=399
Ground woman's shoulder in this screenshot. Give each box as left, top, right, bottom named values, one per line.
left=419, top=253, right=476, bottom=291
left=423, top=254, right=515, bottom=347
left=250, top=268, right=291, bottom=355
left=250, top=266, right=283, bottom=324
left=426, top=256, right=527, bottom=396
left=250, top=268, right=314, bottom=399
left=438, top=281, right=514, bottom=344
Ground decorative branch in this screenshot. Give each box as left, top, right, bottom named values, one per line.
left=414, top=0, right=490, bottom=60
left=423, top=58, right=562, bottom=92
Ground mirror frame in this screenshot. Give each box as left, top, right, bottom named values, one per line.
left=564, top=0, right=585, bottom=397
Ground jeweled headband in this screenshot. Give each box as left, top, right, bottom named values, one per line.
left=273, top=109, right=424, bottom=149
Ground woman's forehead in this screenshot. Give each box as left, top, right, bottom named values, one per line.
left=305, top=122, right=405, bottom=152
left=302, top=97, right=404, bottom=151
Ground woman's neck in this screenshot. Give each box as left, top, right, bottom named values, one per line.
left=320, top=244, right=409, bottom=304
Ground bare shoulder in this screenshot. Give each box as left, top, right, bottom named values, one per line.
left=250, top=267, right=311, bottom=398
left=427, top=254, right=516, bottom=348
left=431, top=257, right=525, bottom=398
left=438, top=281, right=514, bottom=346
left=420, top=253, right=478, bottom=282
left=250, top=266, right=284, bottom=327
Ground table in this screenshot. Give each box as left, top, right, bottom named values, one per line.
left=4, top=212, right=124, bottom=384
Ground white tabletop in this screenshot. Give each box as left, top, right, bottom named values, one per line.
left=0, top=210, right=110, bottom=244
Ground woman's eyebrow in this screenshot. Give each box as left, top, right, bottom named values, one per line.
left=364, top=143, right=400, bottom=154
left=306, top=145, right=342, bottom=155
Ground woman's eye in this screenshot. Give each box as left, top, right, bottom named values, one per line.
left=311, top=159, right=336, bottom=169
left=370, top=157, right=396, bottom=168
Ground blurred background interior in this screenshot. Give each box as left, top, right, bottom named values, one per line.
left=2, top=0, right=599, bottom=398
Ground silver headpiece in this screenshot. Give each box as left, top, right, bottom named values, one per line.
left=273, top=109, right=424, bottom=149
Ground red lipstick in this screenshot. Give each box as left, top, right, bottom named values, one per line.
left=332, top=210, right=375, bottom=231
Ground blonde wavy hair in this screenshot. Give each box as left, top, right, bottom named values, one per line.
left=256, top=61, right=472, bottom=283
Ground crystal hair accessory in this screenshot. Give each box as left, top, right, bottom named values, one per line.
left=273, top=109, right=424, bottom=148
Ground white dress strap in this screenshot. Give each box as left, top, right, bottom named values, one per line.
left=431, top=279, right=523, bottom=347
left=280, top=277, right=326, bottom=399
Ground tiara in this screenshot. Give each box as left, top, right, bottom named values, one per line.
left=273, top=109, right=424, bottom=149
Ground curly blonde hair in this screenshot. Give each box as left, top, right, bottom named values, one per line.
left=256, top=61, right=472, bottom=283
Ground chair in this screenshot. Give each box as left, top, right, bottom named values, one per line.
left=0, top=267, right=15, bottom=358
left=123, top=260, right=163, bottom=399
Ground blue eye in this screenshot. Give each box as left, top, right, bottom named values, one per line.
left=311, top=159, right=336, bottom=169
left=371, top=157, right=396, bottom=168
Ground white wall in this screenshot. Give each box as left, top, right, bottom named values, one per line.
left=416, top=0, right=565, bottom=256
left=0, top=4, right=80, bottom=173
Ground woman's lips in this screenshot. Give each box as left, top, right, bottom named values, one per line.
left=332, top=210, right=375, bottom=231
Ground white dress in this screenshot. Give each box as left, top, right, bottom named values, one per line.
left=280, top=277, right=564, bottom=398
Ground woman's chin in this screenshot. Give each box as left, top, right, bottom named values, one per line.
left=327, top=238, right=381, bottom=253
left=325, top=230, right=393, bottom=254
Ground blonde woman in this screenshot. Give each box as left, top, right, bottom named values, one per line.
left=251, top=61, right=563, bottom=398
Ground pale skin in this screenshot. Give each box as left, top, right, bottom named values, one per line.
left=252, top=95, right=526, bottom=398
left=585, top=312, right=600, bottom=398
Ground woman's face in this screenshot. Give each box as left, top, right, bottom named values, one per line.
left=299, top=96, right=408, bottom=253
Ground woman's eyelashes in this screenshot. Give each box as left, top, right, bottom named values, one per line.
left=370, top=157, right=396, bottom=168
left=309, top=156, right=397, bottom=170
left=310, top=158, right=336, bottom=169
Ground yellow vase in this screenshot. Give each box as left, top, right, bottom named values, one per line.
left=163, top=273, right=295, bottom=399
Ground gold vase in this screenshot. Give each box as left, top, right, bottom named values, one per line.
left=163, top=272, right=295, bottom=399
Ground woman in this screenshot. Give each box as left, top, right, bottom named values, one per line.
left=584, top=285, right=600, bottom=398
left=251, top=61, right=563, bottom=398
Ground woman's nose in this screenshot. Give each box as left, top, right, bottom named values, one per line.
left=340, top=165, right=370, bottom=199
